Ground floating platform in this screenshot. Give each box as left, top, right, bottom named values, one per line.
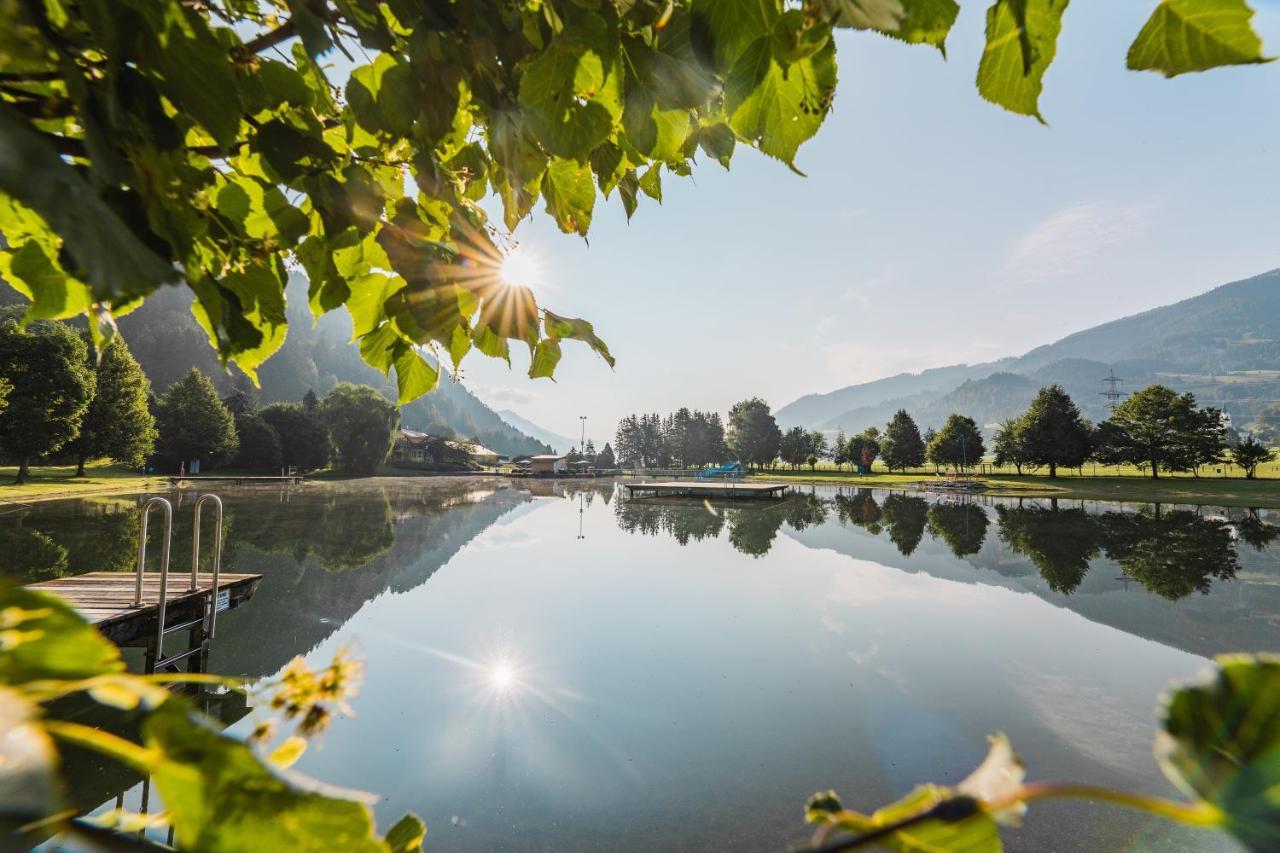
left=169, top=475, right=303, bottom=485
left=27, top=571, right=262, bottom=646
left=624, top=481, right=789, bottom=500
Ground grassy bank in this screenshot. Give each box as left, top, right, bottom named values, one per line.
left=0, top=462, right=166, bottom=504
left=756, top=468, right=1280, bottom=509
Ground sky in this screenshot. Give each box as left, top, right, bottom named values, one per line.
left=456, top=0, right=1280, bottom=449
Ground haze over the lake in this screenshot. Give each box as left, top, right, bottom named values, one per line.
left=462, top=1, right=1280, bottom=445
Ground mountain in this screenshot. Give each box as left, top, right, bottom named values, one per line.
left=778, top=269, right=1280, bottom=434
left=496, top=409, right=575, bottom=453
left=111, top=277, right=553, bottom=457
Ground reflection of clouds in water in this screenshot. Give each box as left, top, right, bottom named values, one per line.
left=822, top=558, right=990, bottom=609
left=848, top=642, right=879, bottom=667
left=1001, top=662, right=1152, bottom=775
left=466, top=526, right=543, bottom=552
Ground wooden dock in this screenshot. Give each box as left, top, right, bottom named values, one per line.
left=624, top=481, right=789, bottom=500
left=170, top=475, right=303, bottom=485
left=28, top=571, right=262, bottom=646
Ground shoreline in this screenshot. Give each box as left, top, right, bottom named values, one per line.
left=752, top=471, right=1280, bottom=509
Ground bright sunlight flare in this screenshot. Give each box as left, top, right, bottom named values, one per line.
left=499, top=244, right=545, bottom=293
left=490, top=661, right=516, bottom=691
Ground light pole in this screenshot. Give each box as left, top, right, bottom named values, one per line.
left=579, top=416, right=587, bottom=454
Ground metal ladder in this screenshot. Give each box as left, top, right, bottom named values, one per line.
left=134, top=494, right=224, bottom=674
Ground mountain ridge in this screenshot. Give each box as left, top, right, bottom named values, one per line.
left=778, top=269, right=1280, bottom=434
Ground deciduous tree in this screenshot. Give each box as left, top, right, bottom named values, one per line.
left=234, top=412, right=284, bottom=471
left=927, top=414, right=985, bottom=473
left=321, top=383, right=399, bottom=474
left=1096, top=385, right=1225, bottom=479
left=0, top=313, right=95, bottom=483
left=992, top=417, right=1031, bottom=476
left=727, top=398, right=782, bottom=469
left=1232, top=435, right=1275, bottom=479
left=261, top=402, right=331, bottom=472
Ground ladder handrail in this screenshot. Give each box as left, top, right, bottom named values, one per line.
left=192, top=494, right=224, bottom=638
left=133, top=496, right=173, bottom=608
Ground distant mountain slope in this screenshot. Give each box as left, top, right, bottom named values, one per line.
left=782, top=269, right=1280, bottom=434
left=114, top=277, right=552, bottom=456
left=497, top=409, right=574, bottom=453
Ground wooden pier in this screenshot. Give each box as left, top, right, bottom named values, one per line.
left=28, top=571, right=261, bottom=646
left=624, top=481, right=789, bottom=500
left=170, top=475, right=303, bottom=485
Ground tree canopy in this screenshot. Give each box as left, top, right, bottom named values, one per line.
left=927, top=413, right=985, bottom=472
left=1018, top=384, right=1092, bottom=477
left=1095, top=384, right=1226, bottom=479
left=155, top=368, right=240, bottom=470
left=881, top=409, right=925, bottom=472
left=321, top=382, right=399, bottom=473
left=0, top=311, right=95, bottom=482
left=726, top=397, right=782, bottom=468
left=65, top=334, right=157, bottom=475
left=0, top=0, right=1270, bottom=404
left=261, top=401, right=331, bottom=472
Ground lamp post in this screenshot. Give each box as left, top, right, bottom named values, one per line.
left=579, top=416, right=587, bottom=455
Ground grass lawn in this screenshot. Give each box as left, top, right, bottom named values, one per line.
left=755, top=468, right=1280, bottom=509
left=0, top=461, right=165, bottom=504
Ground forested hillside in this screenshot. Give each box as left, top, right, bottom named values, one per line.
left=781, top=269, right=1280, bottom=435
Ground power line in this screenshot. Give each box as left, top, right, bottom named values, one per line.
left=1100, top=368, right=1125, bottom=412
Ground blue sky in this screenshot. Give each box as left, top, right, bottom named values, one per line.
left=457, top=1, right=1280, bottom=448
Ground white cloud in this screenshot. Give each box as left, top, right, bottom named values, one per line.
left=1005, top=201, right=1154, bottom=285
left=469, top=383, right=543, bottom=409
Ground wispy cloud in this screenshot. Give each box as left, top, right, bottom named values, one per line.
left=1005, top=201, right=1154, bottom=285
left=470, top=383, right=543, bottom=409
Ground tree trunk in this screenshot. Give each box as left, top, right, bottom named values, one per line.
left=1150, top=460, right=1159, bottom=479
left=1048, top=461, right=1057, bottom=478
left=76, top=455, right=87, bottom=477
left=15, top=456, right=29, bottom=485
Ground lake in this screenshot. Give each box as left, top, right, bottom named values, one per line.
left=6, top=478, right=1278, bottom=851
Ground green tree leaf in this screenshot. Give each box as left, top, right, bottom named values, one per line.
left=1156, top=654, right=1280, bottom=851
left=543, top=158, right=597, bottom=236
left=1127, top=0, right=1271, bottom=77
left=384, top=813, right=426, bottom=853
left=976, top=0, right=1070, bottom=122
left=392, top=345, right=440, bottom=404
left=0, top=686, right=62, bottom=835
left=0, top=585, right=124, bottom=686
left=544, top=310, right=615, bottom=368
left=529, top=338, right=563, bottom=379
left=144, top=700, right=388, bottom=852
left=0, top=241, right=92, bottom=321
left=725, top=30, right=837, bottom=167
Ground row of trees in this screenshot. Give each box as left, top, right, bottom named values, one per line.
left=995, top=384, right=1276, bottom=479
left=0, top=310, right=155, bottom=483
left=614, top=409, right=728, bottom=468
left=162, top=370, right=400, bottom=476
left=0, top=308, right=405, bottom=480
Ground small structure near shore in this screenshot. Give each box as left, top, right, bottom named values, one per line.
left=624, top=481, right=788, bottom=500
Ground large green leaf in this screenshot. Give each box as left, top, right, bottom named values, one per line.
left=145, top=700, right=391, bottom=852
left=810, top=787, right=1001, bottom=852
left=542, top=158, right=597, bottom=236
left=882, top=0, right=961, bottom=53
left=1157, top=654, right=1280, bottom=851
left=1127, top=0, right=1271, bottom=77
left=0, top=106, right=176, bottom=306
left=0, top=241, right=92, bottom=321
left=817, top=0, right=906, bottom=32
left=976, top=0, right=1070, bottom=122
left=725, top=27, right=837, bottom=167
left=544, top=311, right=615, bottom=368
left=0, top=586, right=124, bottom=686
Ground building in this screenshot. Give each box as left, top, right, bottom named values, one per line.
left=528, top=454, right=566, bottom=474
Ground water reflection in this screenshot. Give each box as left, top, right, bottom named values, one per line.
left=611, top=488, right=1277, bottom=607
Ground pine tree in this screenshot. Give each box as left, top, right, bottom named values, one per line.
left=155, top=369, right=238, bottom=472
left=881, top=410, right=925, bottom=472
left=66, top=335, right=156, bottom=475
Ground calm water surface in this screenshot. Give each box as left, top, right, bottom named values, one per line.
left=6, top=478, right=1279, bottom=851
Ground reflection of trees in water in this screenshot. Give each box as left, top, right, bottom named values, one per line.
left=996, top=504, right=1104, bottom=594
left=926, top=502, right=990, bottom=558
left=614, top=499, right=725, bottom=545
left=995, top=502, right=1254, bottom=600
left=0, top=500, right=139, bottom=582
left=225, top=488, right=395, bottom=572
left=613, top=493, right=827, bottom=557
left=880, top=494, right=928, bottom=556
left=834, top=490, right=882, bottom=534
left=1100, top=508, right=1239, bottom=600
left=1237, top=509, right=1280, bottom=552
